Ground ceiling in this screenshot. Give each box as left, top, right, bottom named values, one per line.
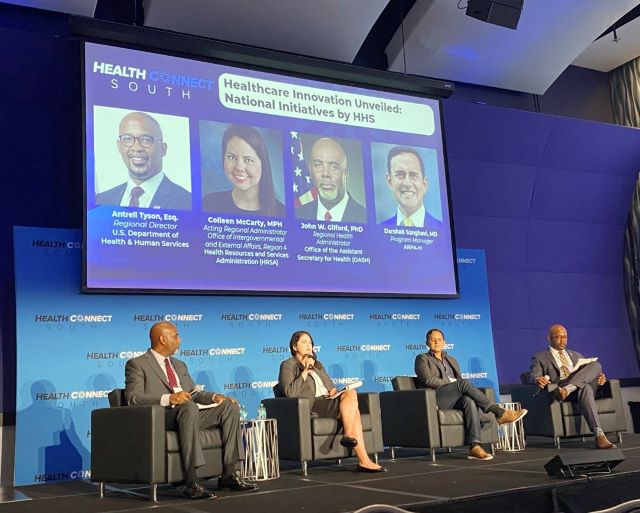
left=3, top=0, right=640, bottom=95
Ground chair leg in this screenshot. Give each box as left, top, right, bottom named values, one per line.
left=490, top=443, right=495, bottom=456
left=617, top=432, right=623, bottom=444
left=581, top=437, right=586, bottom=443
left=555, top=437, right=561, bottom=449
left=150, top=484, right=157, bottom=502
left=390, top=447, right=396, bottom=460
left=97, top=482, right=105, bottom=499
left=337, top=458, right=342, bottom=465
left=374, top=453, right=379, bottom=464
left=302, top=460, right=308, bottom=476
left=447, top=447, right=452, bottom=453
left=431, top=448, right=436, bottom=462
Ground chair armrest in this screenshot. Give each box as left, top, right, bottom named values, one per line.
left=379, top=389, right=441, bottom=449
left=357, top=392, right=384, bottom=453
left=263, top=397, right=312, bottom=462
left=511, top=384, right=563, bottom=438
left=602, top=379, right=626, bottom=432
left=91, top=405, right=166, bottom=484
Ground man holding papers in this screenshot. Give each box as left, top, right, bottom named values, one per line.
left=527, top=323, right=615, bottom=449
left=125, top=321, right=257, bottom=499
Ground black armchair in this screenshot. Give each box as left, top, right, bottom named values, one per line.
left=262, top=389, right=384, bottom=475
left=511, top=375, right=626, bottom=448
left=91, top=389, right=224, bottom=501
left=379, top=376, right=499, bottom=461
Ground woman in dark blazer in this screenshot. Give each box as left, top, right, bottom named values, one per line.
left=278, top=330, right=386, bottom=472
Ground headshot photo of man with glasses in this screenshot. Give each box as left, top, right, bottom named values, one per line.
left=95, top=111, right=192, bottom=210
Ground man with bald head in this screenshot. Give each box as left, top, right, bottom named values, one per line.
left=296, top=137, right=366, bottom=223
left=527, top=323, right=615, bottom=449
left=96, top=111, right=191, bottom=210
left=125, top=321, right=256, bottom=499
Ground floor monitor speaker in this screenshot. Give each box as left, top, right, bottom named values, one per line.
left=544, top=449, right=625, bottom=478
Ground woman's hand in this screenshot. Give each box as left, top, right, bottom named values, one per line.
left=328, top=388, right=337, bottom=397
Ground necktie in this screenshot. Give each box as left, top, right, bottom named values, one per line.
left=129, top=186, right=145, bottom=207
left=402, top=217, right=414, bottom=227
left=558, top=350, right=571, bottom=378
left=324, top=211, right=332, bottom=222
left=165, top=358, right=178, bottom=389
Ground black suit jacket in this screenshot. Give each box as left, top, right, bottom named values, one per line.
left=96, top=175, right=192, bottom=210
left=527, top=348, right=584, bottom=384
left=295, top=195, right=366, bottom=223
left=414, top=351, right=463, bottom=389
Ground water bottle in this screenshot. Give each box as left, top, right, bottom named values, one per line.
left=239, top=404, right=248, bottom=421
left=257, top=402, right=267, bottom=420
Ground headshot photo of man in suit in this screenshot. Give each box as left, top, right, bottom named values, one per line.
left=383, top=146, right=440, bottom=228
left=125, top=321, right=257, bottom=499
left=95, top=111, right=192, bottom=210
left=295, top=136, right=366, bottom=223
left=527, top=323, right=616, bottom=449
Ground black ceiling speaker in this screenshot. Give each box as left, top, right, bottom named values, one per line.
left=544, top=449, right=625, bottom=478
left=466, top=0, right=524, bottom=30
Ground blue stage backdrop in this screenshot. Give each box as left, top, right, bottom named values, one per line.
left=14, top=226, right=497, bottom=486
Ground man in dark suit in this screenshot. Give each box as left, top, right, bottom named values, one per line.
left=527, top=323, right=615, bottom=449
left=383, top=146, right=438, bottom=228
left=296, top=137, right=366, bottom=223
left=415, top=328, right=527, bottom=460
left=96, top=112, right=191, bottom=210
left=125, top=321, right=257, bottom=500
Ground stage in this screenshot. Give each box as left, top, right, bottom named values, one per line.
left=4, top=435, right=640, bottom=513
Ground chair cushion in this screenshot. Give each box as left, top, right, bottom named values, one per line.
left=311, top=414, right=373, bottom=435
left=560, top=398, right=616, bottom=416
left=438, top=409, right=494, bottom=426
left=166, top=427, right=223, bottom=452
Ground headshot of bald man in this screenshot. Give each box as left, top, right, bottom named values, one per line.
left=296, top=137, right=366, bottom=223
left=95, top=111, right=192, bottom=210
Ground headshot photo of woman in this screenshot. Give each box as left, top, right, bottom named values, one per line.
left=202, top=124, right=285, bottom=217
left=277, top=330, right=386, bottom=473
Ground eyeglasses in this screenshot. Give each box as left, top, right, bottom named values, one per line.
left=118, top=135, right=161, bottom=148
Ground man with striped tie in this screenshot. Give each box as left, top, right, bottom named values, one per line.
left=528, top=324, right=615, bottom=449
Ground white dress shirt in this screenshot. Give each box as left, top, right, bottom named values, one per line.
left=316, top=193, right=349, bottom=222
left=119, top=171, right=165, bottom=208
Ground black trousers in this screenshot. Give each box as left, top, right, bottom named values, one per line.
left=435, top=379, right=492, bottom=445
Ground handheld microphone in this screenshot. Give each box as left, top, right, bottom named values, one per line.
left=305, top=353, right=315, bottom=370
left=533, top=375, right=550, bottom=397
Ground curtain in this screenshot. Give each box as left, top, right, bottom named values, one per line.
left=624, top=173, right=640, bottom=370
left=611, top=57, right=640, bottom=127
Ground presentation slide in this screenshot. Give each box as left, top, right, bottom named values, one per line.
left=84, top=42, right=457, bottom=296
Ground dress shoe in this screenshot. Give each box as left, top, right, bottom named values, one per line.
left=184, top=481, right=217, bottom=500
left=218, top=472, right=258, bottom=492
left=467, top=445, right=494, bottom=461
left=595, top=434, right=616, bottom=449
left=356, top=464, right=387, bottom=473
left=497, top=408, right=528, bottom=425
left=554, top=387, right=569, bottom=401
left=340, top=436, right=358, bottom=448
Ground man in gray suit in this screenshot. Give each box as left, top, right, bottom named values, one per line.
left=415, top=328, right=527, bottom=461
left=125, top=321, right=257, bottom=499
left=527, top=323, right=615, bottom=449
